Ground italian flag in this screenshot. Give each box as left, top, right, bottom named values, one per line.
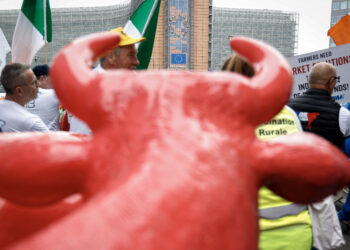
left=124, top=0, right=161, bottom=70
left=11, top=0, right=52, bottom=64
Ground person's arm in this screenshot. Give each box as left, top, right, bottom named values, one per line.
left=29, top=116, right=50, bottom=132
left=339, top=107, right=350, bottom=137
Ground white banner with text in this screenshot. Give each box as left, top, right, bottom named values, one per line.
left=287, top=43, right=350, bottom=104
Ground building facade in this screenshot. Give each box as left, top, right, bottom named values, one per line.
left=149, top=0, right=211, bottom=71
left=0, top=3, right=132, bottom=66
left=0, top=1, right=300, bottom=78
left=210, top=7, right=299, bottom=71
left=0, top=0, right=211, bottom=73
left=330, top=0, right=350, bottom=47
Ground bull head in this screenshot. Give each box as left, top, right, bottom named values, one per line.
left=0, top=33, right=349, bottom=250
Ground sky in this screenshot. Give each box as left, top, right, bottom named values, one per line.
left=0, top=0, right=333, bottom=55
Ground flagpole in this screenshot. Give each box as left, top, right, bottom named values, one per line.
left=44, top=0, right=47, bottom=64
left=45, top=43, right=47, bottom=64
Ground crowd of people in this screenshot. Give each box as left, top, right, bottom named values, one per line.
left=222, top=54, right=347, bottom=250
left=1, top=27, right=350, bottom=249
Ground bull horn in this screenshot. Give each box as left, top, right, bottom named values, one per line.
left=50, top=33, right=121, bottom=131
left=231, top=37, right=293, bottom=123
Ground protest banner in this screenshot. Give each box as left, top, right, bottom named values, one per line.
left=287, top=43, right=350, bottom=104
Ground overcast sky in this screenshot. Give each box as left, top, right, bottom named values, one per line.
left=0, top=0, right=333, bottom=55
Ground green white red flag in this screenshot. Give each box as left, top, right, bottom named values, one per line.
left=0, top=27, right=11, bottom=73
left=124, top=0, right=161, bottom=69
left=11, top=0, right=52, bottom=64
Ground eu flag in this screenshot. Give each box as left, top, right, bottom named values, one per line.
left=171, top=54, right=186, bottom=64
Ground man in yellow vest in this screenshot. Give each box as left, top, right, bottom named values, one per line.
left=222, top=54, right=344, bottom=250
left=256, top=106, right=313, bottom=249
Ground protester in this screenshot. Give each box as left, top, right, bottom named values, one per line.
left=33, top=64, right=52, bottom=89
left=97, top=27, right=144, bottom=71
left=338, top=182, right=350, bottom=232
left=288, top=62, right=350, bottom=147
left=0, top=63, right=49, bottom=132
left=25, top=64, right=60, bottom=131
left=336, top=102, right=350, bottom=231
left=222, top=55, right=344, bottom=250
left=69, top=27, right=145, bottom=135
left=288, top=62, right=350, bottom=231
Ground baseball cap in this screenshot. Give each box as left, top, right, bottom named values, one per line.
left=109, top=27, right=146, bottom=46
left=32, top=64, right=49, bottom=79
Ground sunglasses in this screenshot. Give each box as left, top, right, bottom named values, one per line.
left=325, top=76, right=340, bottom=85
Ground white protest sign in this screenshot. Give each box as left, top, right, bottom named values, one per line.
left=287, top=43, right=350, bottom=104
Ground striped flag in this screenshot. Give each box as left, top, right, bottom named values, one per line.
left=0, top=27, right=11, bottom=73
left=328, top=14, right=350, bottom=46
left=124, top=0, right=161, bottom=69
left=11, top=0, right=52, bottom=64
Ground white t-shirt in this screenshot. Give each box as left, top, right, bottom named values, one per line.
left=68, top=112, right=91, bottom=135
left=339, top=106, right=350, bottom=137
left=25, top=88, right=60, bottom=131
left=0, top=99, right=49, bottom=132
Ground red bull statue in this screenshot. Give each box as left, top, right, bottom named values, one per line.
left=0, top=32, right=349, bottom=249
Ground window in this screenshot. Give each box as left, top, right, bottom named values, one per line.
left=333, top=2, right=340, bottom=10
left=332, top=15, right=341, bottom=25
left=341, top=0, right=347, bottom=9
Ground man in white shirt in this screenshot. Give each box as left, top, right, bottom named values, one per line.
left=69, top=27, right=145, bottom=135
left=25, top=64, right=60, bottom=131
left=0, top=63, right=49, bottom=132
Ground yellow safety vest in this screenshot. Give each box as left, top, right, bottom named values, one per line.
left=256, top=106, right=313, bottom=250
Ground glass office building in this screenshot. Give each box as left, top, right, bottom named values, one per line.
left=330, top=0, right=350, bottom=47
left=0, top=1, right=145, bottom=92
left=0, top=1, right=144, bottom=66
left=210, top=7, right=299, bottom=71
left=0, top=1, right=300, bottom=88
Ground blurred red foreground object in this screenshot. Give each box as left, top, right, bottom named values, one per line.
left=0, top=33, right=349, bottom=250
